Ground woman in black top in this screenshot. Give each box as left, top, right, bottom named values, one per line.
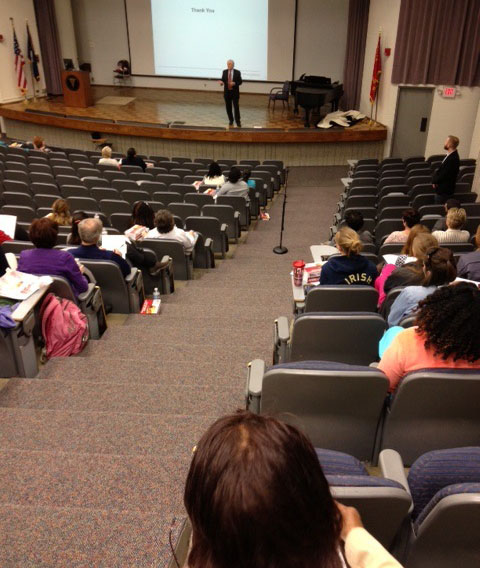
left=121, top=147, right=147, bottom=171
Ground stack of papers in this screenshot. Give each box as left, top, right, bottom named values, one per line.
left=0, top=214, right=17, bottom=238
left=0, top=270, right=52, bottom=301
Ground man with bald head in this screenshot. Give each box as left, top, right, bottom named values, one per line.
left=220, top=59, right=242, bottom=127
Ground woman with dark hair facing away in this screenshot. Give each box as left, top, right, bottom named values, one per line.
left=184, top=411, right=402, bottom=568
left=202, top=162, right=225, bottom=189
left=130, top=201, right=155, bottom=230
left=384, top=208, right=421, bottom=244
left=17, top=218, right=88, bottom=298
left=320, top=227, right=377, bottom=286
left=343, top=210, right=373, bottom=244
left=379, top=282, right=480, bottom=392
left=215, top=166, right=249, bottom=200
left=67, top=211, right=89, bottom=245
left=387, top=247, right=456, bottom=327
left=121, top=147, right=147, bottom=171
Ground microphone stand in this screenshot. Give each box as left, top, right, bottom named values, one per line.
left=273, top=167, right=289, bottom=254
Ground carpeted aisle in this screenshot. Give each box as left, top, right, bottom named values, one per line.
left=0, top=166, right=344, bottom=566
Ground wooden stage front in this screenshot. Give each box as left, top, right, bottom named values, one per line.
left=0, top=86, right=387, bottom=165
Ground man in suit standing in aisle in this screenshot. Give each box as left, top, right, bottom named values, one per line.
left=432, top=135, right=460, bottom=204
left=220, top=59, right=242, bottom=127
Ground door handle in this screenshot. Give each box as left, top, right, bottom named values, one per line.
left=420, top=117, right=428, bottom=132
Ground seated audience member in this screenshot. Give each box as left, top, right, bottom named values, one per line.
left=320, top=227, right=377, bottom=286
left=46, top=198, right=72, bottom=227
left=121, top=147, right=147, bottom=171
left=387, top=247, right=456, bottom=327
left=69, top=217, right=131, bottom=278
left=185, top=411, right=402, bottom=568
left=130, top=201, right=155, bottom=231
left=432, top=197, right=461, bottom=232
left=17, top=218, right=88, bottom=297
left=0, top=246, right=9, bottom=277
left=243, top=168, right=256, bottom=189
left=146, top=209, right=196, bottom=252
left=379, top=283, right=480, bottom=392
left=432, top=207, right=470, bottom=243
left=98, top=146, right=119, bottom=167
left=215, top=166, right=249, bottom=201
left=456, top=225, right=480, bottom=281
left=67, top=211, right=89, bottom=245
left=32, top=135, right=48, bottom=152
left=383, top=208, right=421, bottom=244
left=202, top=162, right=225, bottom=189
left=344, top=210, right=373, bottom=244
left=379, top=231, right=439, bottom=304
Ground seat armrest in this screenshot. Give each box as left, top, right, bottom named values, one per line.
left=125, top=267, right=138, bottom=285
left=220, top=223, right=227, bottom=232
left=234, top=211, right=240, bottom=219
left=82, top=267, right=96, bottom=284
left=246, top=359, right=266, bottom=413
left=77, top=282, right=96, bottom=303
left=379, top=449, right=410, bottom=493
left=276, top=316, right=290, bottom=342
left=204, top=237, right=213, bottom=250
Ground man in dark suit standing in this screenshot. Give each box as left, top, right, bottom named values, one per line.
left=220, top=59, right=242, bottom=127
left=432, top=135, right=460, bottom=204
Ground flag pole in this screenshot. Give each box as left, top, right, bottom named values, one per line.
left=10, top=18, right=28, bottom=103
left=375, top=29, right=382, bottom=123
left=26, top=19, right=36, bottom=102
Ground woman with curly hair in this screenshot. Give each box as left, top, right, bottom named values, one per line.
left=379, top=282, right=480, bottom=392
left=184, top=411, right=402, bottom=568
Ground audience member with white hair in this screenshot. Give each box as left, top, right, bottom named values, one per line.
left=97, top=146, right=119, bottom=167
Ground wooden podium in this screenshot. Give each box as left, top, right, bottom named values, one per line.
left=61, top=70, right=93, bottom=108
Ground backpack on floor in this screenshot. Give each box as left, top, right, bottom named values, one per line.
left=40, top=293, right=89, bottom=358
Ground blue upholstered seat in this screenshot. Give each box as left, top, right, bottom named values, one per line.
left=407, top=447, right=480, bottom=520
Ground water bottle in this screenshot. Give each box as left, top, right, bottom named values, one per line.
left=153, top=287, right=160, bottom=301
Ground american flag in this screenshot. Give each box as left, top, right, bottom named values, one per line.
left=13, top=29, right=27, bottom=93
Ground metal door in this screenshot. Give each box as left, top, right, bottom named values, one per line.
left=391, top=87, right=434, bottom=158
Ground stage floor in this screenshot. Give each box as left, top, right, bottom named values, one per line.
left=3, top=85, right=335, bottom=129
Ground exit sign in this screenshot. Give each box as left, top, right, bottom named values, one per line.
left=442, top=86, right=456, bottom=98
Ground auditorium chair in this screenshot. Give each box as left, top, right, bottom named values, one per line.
left=182, top=175, right=203, bottom=186
left=169, top=183, right=197, bottom=199
left=28, top=164, right=52, bottom=175
left=111, top=179, right=137, bottom=192
left=130, top=172, right=154, bottom=182
left=4, top=170, right=29, bottom=184
left=157, top=161, right=180, bottom=172
left=3, top=192, right=35, bottom=208
left=171, top=157, right=190, bottom=165
left=109, top=212, right=132, bottom=233
left=48, top=275, right=104, bottom=339
left=61, top=185, right=90, bottom=199
left=33, top=193, right=60, bottom=209
left=29, top=172, right=56, bottom=185
left=72, top=161, right=95, bottom=171
left=380, top=447, right=480, bottom=567
left=255, top=164, right=280, bottom=191
left=202, top=204, right=241, bottom=242
left=79, top=259, right=143, bottom=313
left=121, top=189, right=150, bottom=206
left=303, top=285, right=379, bottom=313
left=183, top=192, right=214, bottom=208
left=247, top=359, right=389, bottom=460
left=1, top=240, right=35, bottom=255
left=411, top=194, right=435, bottom=210
left=342, top=195, right=376, bottom=210
left=190, top=231, right=214, bottom=269
left=156, top=174, right=181, bottom=187
left=441, top=242, right=475, bottom=255
left=5, top=161, right=28, bottom=173
left=376, top=369, right=480, bottom=465
left=83, top=176, right=110, bottom=190
left=216, top=195, right=251, bottom=228
left=273, top=312, right=386, bottom=366
left=120, top=165, right=143, bottom=175
left=1, top=205, right=36, bottom=223
left=100, top=199, right=132, bottom=217
left=137, top=181, right=167, bottom=196
left=142, top=238, right=193, bottom=280
left=407, top=175, right=432, bottom=190
left=464, top=217, right=480, bottom=234
left=91, top=187, right=120, bottom=202
left=458, top=173, right=474, bottom=187
left=185, top=216, right=228, bottom=258
left=378, top=194, right=410, bottom=211
left=250, top=177, right=268, bottom=207
left=375, top=219, right=404, bottom=247
left=151, top=191, right=182, bottom=206
left=104, top=170, right=127, bottom=183
left=148, top=155, right=169, bottom=164
left=168, top=202, right=200, bottom=221
left=378, top=206, right=408, bottom=222
left=251, top=170, right=274, bottom=199
left=49, top=158, right=71, bottom=168
left=0, top=296, right=39, bottom=378
left=455, top=192, right=477, bottom=203
left=170, top=168, right=193, bottom=180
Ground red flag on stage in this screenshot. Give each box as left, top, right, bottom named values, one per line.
left=369, top=35, right=382, bottom=104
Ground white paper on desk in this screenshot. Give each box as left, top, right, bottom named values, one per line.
left=383, top=254, right=416, bottom=266
left=0, top=215, right=17, bottom=239
left=0, top=269, right=52, bottom=301
left=101, top=235, right=127, bottom=258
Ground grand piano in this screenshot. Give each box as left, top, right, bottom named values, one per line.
left=291, top=75, right=344, bottom=127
